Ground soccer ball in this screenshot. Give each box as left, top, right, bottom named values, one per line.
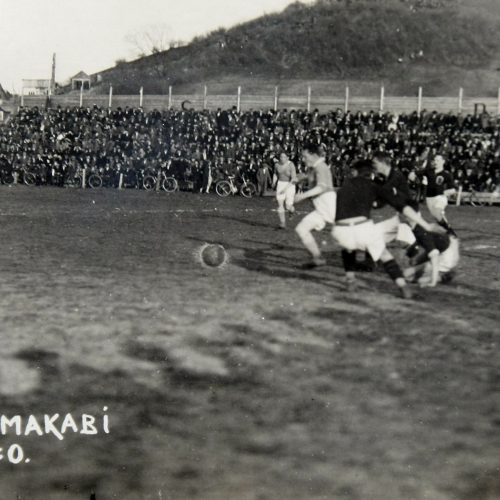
left=200, top=244, right=227, bottom=268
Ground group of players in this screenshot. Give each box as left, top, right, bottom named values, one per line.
left=272, top=142, right=459, bottom=299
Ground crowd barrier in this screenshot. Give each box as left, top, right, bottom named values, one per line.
left=19, top=86, right=500, bottom=116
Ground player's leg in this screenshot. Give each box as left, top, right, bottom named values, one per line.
left=295, top=211, right=326, bottom=267
left=437, top=236, right=459, bottom=283
left=414, top=262, right=435, bottom=287
left=378, top=248, right=413, bottom=298
left=341, top=249, right=359, bottom=290
left=332, top=225, right=361, bottom=289
left=359, top=215, right=402, bottom=273
left=276, top=181, right=287, bottom=228
left=296, top=193, right=334, bottom=267
left=355, top=251, right=375, bottom=272
left=404, top=262, right=430, bottom=283
left=285, top=184, right=296, bottom=216
left=396, top=222, right=417, bottom=246
left=364, top=221, right=412, bottom=298
left=277, top=198, right=286, bottom=229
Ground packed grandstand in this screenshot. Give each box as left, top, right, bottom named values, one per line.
left=0, top=105, right=499, bottom=195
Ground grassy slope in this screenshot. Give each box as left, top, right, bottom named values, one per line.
left=86, top=0, right=500, bottom=96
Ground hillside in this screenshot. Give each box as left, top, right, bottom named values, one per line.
left=88, top=0, right=500, bottom=96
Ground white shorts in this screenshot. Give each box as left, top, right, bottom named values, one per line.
left=376, top=214, right=400, bottom=243
left=296, top=191, right=336, bottom=232
left=375, top=214, right=416, bottom=246
left=396, top=223, right=417, bottom=246
left=276, top=181, right=295, bottom=209
left=426, top=195, right=448, bottom=220
left=332, top=220, right=386, bottom=262
left=438, top=237, right=459, bottom=273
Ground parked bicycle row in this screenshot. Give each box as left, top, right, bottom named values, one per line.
left=0, top=165, right=261, bottom=197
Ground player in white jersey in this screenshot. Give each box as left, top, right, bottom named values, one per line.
left=294, top=142, right=336, bottom=268
left=273, top=152, right=297, bottom=229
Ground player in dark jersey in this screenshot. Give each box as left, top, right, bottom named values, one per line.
left=372, top=152, right=449, bottom=264
left=407, top=170, right=423, bottom=203
left=331, top=159, right=441, bottom=298
left=372, top=152, right=418, bottom=247
left=423, top=155, right=457, bottom=236
left=403, top=226, right=459, bottom=287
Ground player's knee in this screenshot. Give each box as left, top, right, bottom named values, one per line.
left=378, top=248, right=393, bottom=263
left=295, top=222, right=309, bottom=239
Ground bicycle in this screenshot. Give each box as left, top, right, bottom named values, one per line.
left=70, top=168, right=103, bottom=188
left=0, top=168, right=15, bottom=185
left=84, top=169, right=103, bottom=188
left=21, top=167, right=41, bottom=186
left=142, top=170, right=178, bottom=192
left=215, top=175, right=257, bottom=198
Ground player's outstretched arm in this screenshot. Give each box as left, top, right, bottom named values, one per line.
left=293, top=172, right=309, bottom=185
left=402, top=206, right=446, bottom=234
left=295, top=184, right=326, bottom=204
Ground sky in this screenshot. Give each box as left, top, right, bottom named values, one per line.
left=0, top=0, right=313, bottom=93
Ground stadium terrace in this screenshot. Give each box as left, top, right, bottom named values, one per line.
left=0, top=105, right=499, bottom=194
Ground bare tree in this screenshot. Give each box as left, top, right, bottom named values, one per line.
left=126, top=23, right=174, bottom=57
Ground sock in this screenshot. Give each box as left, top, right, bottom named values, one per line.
left=341, top=250, right=357, bottom=273
left=383, top=259, right=404, bottom=282
left=362, top=251, right=375, bottom=270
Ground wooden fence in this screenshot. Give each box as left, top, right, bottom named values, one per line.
left=20, top=85, right=500, bottom=116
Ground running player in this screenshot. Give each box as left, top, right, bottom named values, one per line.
left=294, top=142, right=336, bottom=268
left=273, top=152, right=297, bottom=229
left=332, top=159, right=441, bottom=298
left=423, top=154, right=457, bottom=235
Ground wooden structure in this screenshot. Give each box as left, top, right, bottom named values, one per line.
left=71, top=71, right=91, bottom=91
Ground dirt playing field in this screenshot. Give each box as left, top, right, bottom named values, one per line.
left=0, top=186, right=499, bottom=500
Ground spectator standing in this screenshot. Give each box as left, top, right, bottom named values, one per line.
left=256, top=161, right=272, bottom=197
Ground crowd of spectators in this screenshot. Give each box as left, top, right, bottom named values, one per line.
left=0, top=104, right=499, bottom=194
